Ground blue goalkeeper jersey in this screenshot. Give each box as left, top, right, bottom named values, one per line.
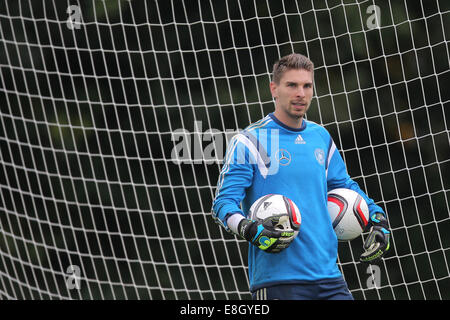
left=212, top=112, right=385, bottom=292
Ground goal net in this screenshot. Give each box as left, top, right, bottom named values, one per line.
left=0, top=0, right=449, bottom=300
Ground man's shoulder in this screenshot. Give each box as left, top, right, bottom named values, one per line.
left=226, top=115, right=274, bottom=147
left=305, top=119, right=324, bottom=130
left=305, top=119, right=326, bottom=131
left=305, top=120, right=332, bottom=142
left=242, top=114, right=274, bottom=133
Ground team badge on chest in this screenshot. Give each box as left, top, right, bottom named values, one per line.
left=314, top=148, right=325, bottom=165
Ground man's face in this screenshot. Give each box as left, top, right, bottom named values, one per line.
left=270, top=68, right=314, bottom=120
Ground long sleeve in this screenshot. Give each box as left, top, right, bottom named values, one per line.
left=326, top=139, right=385, bottom=217
left=212, top=134, right=255, bottom=231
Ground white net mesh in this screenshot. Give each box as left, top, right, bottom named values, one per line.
left=0, top=0, right=449, bottom=299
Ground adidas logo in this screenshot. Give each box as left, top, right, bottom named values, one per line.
left=295, top=134, right=306, bottom=144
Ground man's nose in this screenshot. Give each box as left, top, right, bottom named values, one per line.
left=296, top=87, right=305, bottom=98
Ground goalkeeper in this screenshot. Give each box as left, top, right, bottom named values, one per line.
left=212, top=53, right=390, bottom=300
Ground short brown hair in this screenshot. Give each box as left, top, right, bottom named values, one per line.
left=272, top=53, right=314, bottom=84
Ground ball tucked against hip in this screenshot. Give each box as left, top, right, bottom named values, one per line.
left=327, top=188, right=369, bottom=241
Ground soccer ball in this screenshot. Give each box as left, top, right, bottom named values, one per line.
left=248, top=194, right=301, bottom=239
left=327, top=188, right=369, bottom=241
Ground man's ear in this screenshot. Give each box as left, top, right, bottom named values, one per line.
left=269, top=81, right=277, bottom=99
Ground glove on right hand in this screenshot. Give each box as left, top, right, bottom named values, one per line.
left=238, top=216, right=295, bottom=253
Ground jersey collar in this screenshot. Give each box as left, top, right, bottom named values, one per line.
left=269, top=112, right=307, bottom=132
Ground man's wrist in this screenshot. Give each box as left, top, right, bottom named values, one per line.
left=227, top=213, right=245, bottom=235
left=365, top=212, right=388, bottom=231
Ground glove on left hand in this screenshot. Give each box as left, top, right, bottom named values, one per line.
left=360, top=213, right=390, bottom=264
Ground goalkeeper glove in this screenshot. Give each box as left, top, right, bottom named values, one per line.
left=360, top=212, right=391, bottom=264
left=238, top=217, right=295, bottom=253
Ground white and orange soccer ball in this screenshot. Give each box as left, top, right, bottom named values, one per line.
left=327, top=188, right=369, bottom=241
